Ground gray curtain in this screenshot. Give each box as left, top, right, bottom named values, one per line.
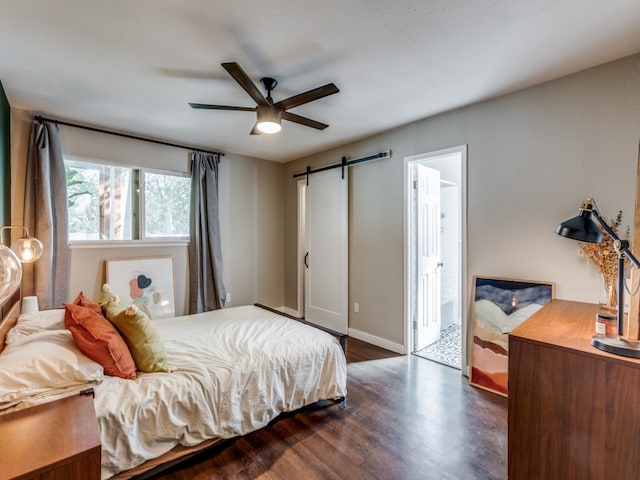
left=23, top=119, right=69, bottom=309
left=189, top=151, right=226, bottom=313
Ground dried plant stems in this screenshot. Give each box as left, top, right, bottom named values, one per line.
left=579, top=210, right=630, bottom=308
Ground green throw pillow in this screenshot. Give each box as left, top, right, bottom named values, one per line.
left=99, top=285, right=169, bottom=373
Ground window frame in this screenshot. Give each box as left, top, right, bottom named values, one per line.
left=64, top=155, right=191, bottom=246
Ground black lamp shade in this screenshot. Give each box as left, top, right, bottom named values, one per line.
left=555, top=209, right=603, bottom=243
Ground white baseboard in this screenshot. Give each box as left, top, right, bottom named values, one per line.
left=348, top=328, right=407, bottom=354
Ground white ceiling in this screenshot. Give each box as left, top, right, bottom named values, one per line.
left=1, top=1, right=640, bottom=163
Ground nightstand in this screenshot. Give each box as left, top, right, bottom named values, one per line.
left=0, top=391, right=101, bottom=480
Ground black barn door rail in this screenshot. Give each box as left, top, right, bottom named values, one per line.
left=293, top=150, right=392, bottom=184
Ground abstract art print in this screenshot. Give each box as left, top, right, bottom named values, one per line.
left=470, top=276, right=555, bottom=396
left=106, top=256, right=176, bottom=320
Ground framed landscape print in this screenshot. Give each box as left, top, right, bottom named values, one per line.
left=106, top=256, right=176, bottom=320
left=470, top=276, right=555, bottom=396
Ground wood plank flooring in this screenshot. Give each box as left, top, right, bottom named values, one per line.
left=148, top=337, right=507, bottom=480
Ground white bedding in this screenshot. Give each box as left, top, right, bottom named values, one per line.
left=95, top=305, right=347, bottom=479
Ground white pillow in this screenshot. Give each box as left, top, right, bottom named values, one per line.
left=5, top=309, right=66, bottom=345
left=0, top=329, right=103, bottom=410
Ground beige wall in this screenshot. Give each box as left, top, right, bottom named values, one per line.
left=219, top=150, right=285, bottom=308
left=10, top=109, right=285, bottom=314
left=283, top=53, right=640, bottom=349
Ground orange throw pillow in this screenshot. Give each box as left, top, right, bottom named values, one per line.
left=64, top=303, right=137, bottom=380
left=72, top=291, right=103, bottom=315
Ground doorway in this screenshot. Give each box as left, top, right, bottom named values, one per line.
left=405, top=146, right=467, bottom=371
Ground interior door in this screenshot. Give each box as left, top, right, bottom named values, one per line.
left=415, top=164, right=442, bottom=350
left=304, top=168, right=348, bottom=334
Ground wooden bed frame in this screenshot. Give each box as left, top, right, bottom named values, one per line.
left=0, top=299, right=345, bottom=479
left=112, top=438, right=226, bottom=479
left=0, top=299, right=21, bottom=355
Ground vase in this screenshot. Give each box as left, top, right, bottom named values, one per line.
left=599, top=276, right=617, bottom=310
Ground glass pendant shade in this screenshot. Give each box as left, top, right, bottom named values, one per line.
left=0, top=245, right=22, bottom=306
left=11, top=235, right=44, bottom=263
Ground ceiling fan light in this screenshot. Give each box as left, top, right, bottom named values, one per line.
left=256, top=105, right=282, bottom=134
left=257, top=120, right=282, bottom=134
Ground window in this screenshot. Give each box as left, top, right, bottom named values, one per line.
left=141, top=171, right=191, bottom=238
left=65, top=158, right=190, bottom=241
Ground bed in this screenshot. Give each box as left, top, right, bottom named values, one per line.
left=0, top=300, right=347, bottom=479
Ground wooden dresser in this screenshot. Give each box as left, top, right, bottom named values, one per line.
left=0, top=392, right=101, bottom=480
left=508, top=299, right=640, bottom=479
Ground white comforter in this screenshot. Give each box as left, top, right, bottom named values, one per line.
left=95, top=305, right=347, bottom=479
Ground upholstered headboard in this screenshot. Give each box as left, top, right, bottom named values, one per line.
left=0, top=300, right=21, bottom=354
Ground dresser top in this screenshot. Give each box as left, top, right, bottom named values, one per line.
left=0, top=392, right=100, bottom=479
left=510, top=299, right=640, bottom=367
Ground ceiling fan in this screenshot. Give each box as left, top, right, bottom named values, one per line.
left=189, top=62, right=339, bottom=135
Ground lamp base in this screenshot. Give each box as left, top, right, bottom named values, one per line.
left=591, top=334, right=640, bottom=358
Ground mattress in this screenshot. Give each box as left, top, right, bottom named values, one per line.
left=94, top=305, right=347, bottom=478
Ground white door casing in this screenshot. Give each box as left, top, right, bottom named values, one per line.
left=304, top=168, right=348, bottom=334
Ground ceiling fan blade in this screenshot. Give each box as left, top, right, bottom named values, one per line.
left=282, top=111, right=329, bottom=130
left=189, top=103, right=255, bottom=111
left=275, top=83, right=339, bottom=111
left=222, top=62, right=269, bottom=106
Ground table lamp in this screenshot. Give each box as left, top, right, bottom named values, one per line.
left=0, top=226, right=43, bottom=263
left=556, top=198, right=640, bottom=358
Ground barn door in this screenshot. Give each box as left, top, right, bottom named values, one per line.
left=304, top=168, right=348, bottom=334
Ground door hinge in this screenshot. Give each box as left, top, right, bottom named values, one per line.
left=413, top=180, right=417, bottom=190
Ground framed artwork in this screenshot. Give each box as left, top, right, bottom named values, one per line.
left=470, top=276, right=555, bottom=396
left=106, top=256, right=176, bottom=320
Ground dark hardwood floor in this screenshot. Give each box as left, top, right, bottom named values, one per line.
left=148, top=337, right=507, bottom=480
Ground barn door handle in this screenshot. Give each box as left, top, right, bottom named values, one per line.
left=304, top=253, right=309, bottom=268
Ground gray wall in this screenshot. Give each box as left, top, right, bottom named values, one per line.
left=283, top=53, right=640, bottom=350
left=8, top=53, right=640, bottom=348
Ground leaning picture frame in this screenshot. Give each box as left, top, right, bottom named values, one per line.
left=470, top=276, right=555, bottom=396
left=105, top=256, right=176, bottom=320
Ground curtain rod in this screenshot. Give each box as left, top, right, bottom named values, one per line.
left=34, top=115, right=224, bottom=157
left=292, top=150, right=392, bottom=179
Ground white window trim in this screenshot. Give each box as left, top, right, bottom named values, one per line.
left=65, top=154, right=137, bottom=170
left=69, top=240, right=189, bottom=249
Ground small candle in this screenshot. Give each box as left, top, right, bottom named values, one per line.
left=595, top=312, right=617, bottom=336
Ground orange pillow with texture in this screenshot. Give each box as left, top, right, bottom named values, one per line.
left=64, top=303, right=137, bottom=380
left=72, top=291, right=102, bottom=315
